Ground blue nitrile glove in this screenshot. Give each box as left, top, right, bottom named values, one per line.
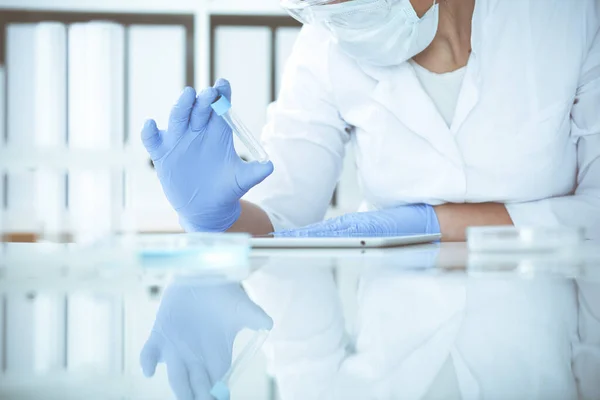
left=141, top=80, right=274, bottom=232
left=274, top=204, right=440, bottom=237
left=140, top=280, right=273, bottom=400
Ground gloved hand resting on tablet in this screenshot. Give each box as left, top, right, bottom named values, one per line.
left=273, top=204, right=440, bottom=238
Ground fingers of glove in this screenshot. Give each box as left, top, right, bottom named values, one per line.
left=168, top=87, right=197, bottom=138
left=275, top=207, right=419, bottom=237
left=275, top=227, right=364, bottom=238
left=141, top=119, right=163, bottom=159
left=187, top=364, right=214, bottom=400
left=166, top=354, right=195, bottom=400
left=236, top=298, right=274, bottom=331
left=235, top=160, right=274, bottom=194
left=140, top=334, right=162, bottom=378
left=273, top=216, right=349, bottom=237
left=274, top=229, right=337, bottom=238
left=191, top=87, right=219, bottom=132
left=214, top=78, right=232, bottom=102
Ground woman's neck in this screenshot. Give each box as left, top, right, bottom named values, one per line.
left=413, top=0, right=476, bottom=73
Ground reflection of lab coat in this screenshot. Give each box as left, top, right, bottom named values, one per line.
left=244, top=262, right=349, bottom=400
left=245, top=0, right=600, bottom=239
left=452, top=278, right=578, bottom=400
left=332, top=273, right=580, bottom=400
left=573, top=280, right=600, bottom=400
left=246, top=261, right=592, bottom=400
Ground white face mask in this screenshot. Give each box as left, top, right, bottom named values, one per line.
left=319, top=0, right=440, bottom=67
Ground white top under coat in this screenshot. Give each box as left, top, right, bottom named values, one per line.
left=410, top=60, right=467, bottom=128
left=245, top=0, right=600, bottom=240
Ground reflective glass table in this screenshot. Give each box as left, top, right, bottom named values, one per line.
left=0, top=236, right=598, bottom=400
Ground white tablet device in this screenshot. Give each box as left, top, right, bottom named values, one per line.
left=250, top=234, right=441, bottom=249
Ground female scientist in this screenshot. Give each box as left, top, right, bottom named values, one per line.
left=141, top=0, right=600, bottom=241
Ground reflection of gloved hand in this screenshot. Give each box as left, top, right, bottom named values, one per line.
left=140, top=281, right=273, bottom=400
left=141, top=79, right=274, bottom=233
left=274, top=204, right=440, bottom=237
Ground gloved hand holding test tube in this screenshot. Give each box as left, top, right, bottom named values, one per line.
left=141, top=80, right=274, bottom=233
left=211, top=95, right=270, bottom=164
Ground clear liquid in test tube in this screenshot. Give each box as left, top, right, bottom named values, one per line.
left=211, top=96, right=270, bottom=163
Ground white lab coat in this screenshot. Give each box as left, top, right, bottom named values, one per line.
left=245, top=0, right=600, bottom=239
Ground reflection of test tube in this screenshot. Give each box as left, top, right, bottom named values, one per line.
left=210, top=329, right=269, bottom=400
left=211, top=96, right=270, bottom=163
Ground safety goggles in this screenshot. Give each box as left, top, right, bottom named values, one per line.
left=280, top=0, right=393, bottom=29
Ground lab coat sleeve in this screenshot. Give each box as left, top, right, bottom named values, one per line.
left=243, top=26, right=350, bottom=231
left=506, top=25, right=600, bottom=240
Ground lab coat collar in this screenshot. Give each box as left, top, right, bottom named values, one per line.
left=358, top=0, right=488, bottom=167
left=469, top=0, right=486, bottom=57
left=450, top=54, right=481, bottom=134
left=451, top=0, right=487, bottom=132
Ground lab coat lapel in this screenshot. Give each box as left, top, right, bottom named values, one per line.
left=450, top=55, right=481, bottom=134
left=365, top=62, right=464, bottom=167
left=452, top=0, right=485, bottom=134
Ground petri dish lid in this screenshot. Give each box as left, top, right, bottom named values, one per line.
left=467, top=226, right=585, bottom=253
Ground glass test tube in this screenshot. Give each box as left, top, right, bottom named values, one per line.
left=211, top=96, right=270, bottom=163
left=210, top=329, right=269, bottom=400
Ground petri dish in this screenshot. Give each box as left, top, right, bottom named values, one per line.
left=135, top=233, right=251, bottom=272
left=467, top=226, right=585, bottom=253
